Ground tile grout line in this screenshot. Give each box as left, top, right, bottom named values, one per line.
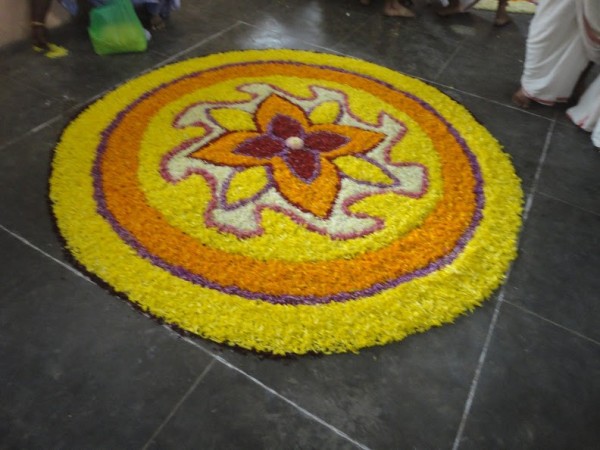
left=432, top=83, right=557, bottom=121
left=450, top=288, right=507, bottom=450
left=452, top=118, right=557, bottom=450
left=0, top=21, right=243, bottom=153
left=182, top=337, right=372, bottom=450
left=145, top=21, right=242, bottom=68
left=0, top=223, right=92, bottom=284
left=521, top=119, right=556, bottom=222
left=537, top=190, right=600, bottom=219
left=0, top=115, right=64, bottom=152
left=0, top=221, right=370, bottom=449
left=432, top=41, right=465, bottom=82
left=141, top=359, right=216, bottom=450
left=503, top=300, right=600, bottom=347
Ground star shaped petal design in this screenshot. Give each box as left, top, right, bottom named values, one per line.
left=189, top=94, right=386, bottom=218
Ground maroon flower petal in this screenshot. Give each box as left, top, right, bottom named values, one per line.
left=235, top=135, right=285, bottom=158
left=285, top=149, right=320, bottom=182
left=304, top=132, right=348, bottom=153
left=269, top=114, right=305, bottom=140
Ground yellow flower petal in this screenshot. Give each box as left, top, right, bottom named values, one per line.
left=226, top=166, right=269, bottom=204
left=309, top=101, right=340, bottom=124
left=210, top=108, right=256, bottom=131
left=334, top=155, right=394, bottom=185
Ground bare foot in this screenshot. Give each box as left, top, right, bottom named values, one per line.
left=493, top=7, right=512, bottom=26
left=494, top=15, right=512, bottom=26
left=384, top=0, right=415, bottom=17
left=512, top=88, right=531, bottom=108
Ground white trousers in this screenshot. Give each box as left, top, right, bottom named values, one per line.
left=523, top=0, right=600, bottom=147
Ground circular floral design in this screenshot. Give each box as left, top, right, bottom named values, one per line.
left=50, top=50, right=523, bottom=354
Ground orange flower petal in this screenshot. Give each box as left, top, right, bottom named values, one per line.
left=310, top=124, right=386, bottom=159
left=255, top=94, right=310, bottom=133
left=271, top=156, right=340, bottom=218
left=189, top=131, right=265, bottom=167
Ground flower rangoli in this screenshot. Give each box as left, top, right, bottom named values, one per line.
left=50, top=50, right=522, bottom=354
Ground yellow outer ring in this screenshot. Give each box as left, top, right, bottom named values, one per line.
left=50, top=50, right=523, bottom=354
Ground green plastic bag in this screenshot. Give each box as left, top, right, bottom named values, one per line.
left=88, top=0, right=147, bottom=55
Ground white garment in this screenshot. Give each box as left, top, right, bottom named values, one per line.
left=523, top=0, right=600, bottom=147
left=521, top=0, right=590, bottom=103
left=567, top=74, right=600, bottom=134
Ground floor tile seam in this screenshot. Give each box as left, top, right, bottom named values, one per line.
left=503, top=300, right=600, bottom=347
left=521, top=118, right=556, bottom=222
left=0, top=114, right=64, bottom=153
left=0, top=223, right=93, bottom=284
left=0, top=217, right=369, bottom=450
left=181, top=336, right=372, bottom=450
left=452, top=118, right=557, bottom=449
left=141, top=359, right=217, bottom=450
left=0, top=21, right=243, bottom=153
left=428, top=82, right=556, bottom=122
left=2, top=214, right=368, bottom=449
left=451, top=281, right=507, bottom=450
left=146, top=21, right=243, bottom=67
left=536, top=190, right=600, bottom=219
left=0, top=220, right=368, bottom=449
left=432, top=40, right=466, bottom=82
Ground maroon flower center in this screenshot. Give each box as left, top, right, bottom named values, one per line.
left=234, top=114, right=348, bottom=182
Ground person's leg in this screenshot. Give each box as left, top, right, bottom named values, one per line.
left=567, top=71, right=600, bottom=134
left=384, top=0, right=416, bottom=17
left=31, top=0, right=52, bottom=49
left=512, top=0, right=586, bottom=108
left=511, top=88, right=531, bottom=108
left=494, top=0, right=512, bottom=27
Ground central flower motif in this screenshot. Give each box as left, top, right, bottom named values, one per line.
left=190, top=94, right=385, bottom=217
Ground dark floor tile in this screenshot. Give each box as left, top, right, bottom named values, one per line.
left=456, top=11, right=531, bottom=62
left=333, top=16, right=462, bottom=80
left=3, top=26, right=170, bottom=111
left=459, top=303, right=600, bottom=450
left=0, top=77, right=68, bottom=147
left=138, top=4, right=243, bottom=57
left=439, top=88, right=552, bottom=193
left=0, top=231, right=213, bottom=449
left=503, top=194, right=600, bottom=342
left=537, top=122, right=600, bottom=216
left=240, top=0, right=369, bottom=50
left=206, top=297, right=498, bottom=449
left=0, top=123, right=68, bottom=259
left=146, top=362, right=358, bottom=450
left=169, top=22, right=325, bottom=60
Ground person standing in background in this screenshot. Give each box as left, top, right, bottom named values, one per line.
left=30, top=0, right=72, bottom=57
left=512, top=0, right=599, bottom=148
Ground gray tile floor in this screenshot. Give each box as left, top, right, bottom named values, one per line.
left=1, top=1, right=599, bottom=449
